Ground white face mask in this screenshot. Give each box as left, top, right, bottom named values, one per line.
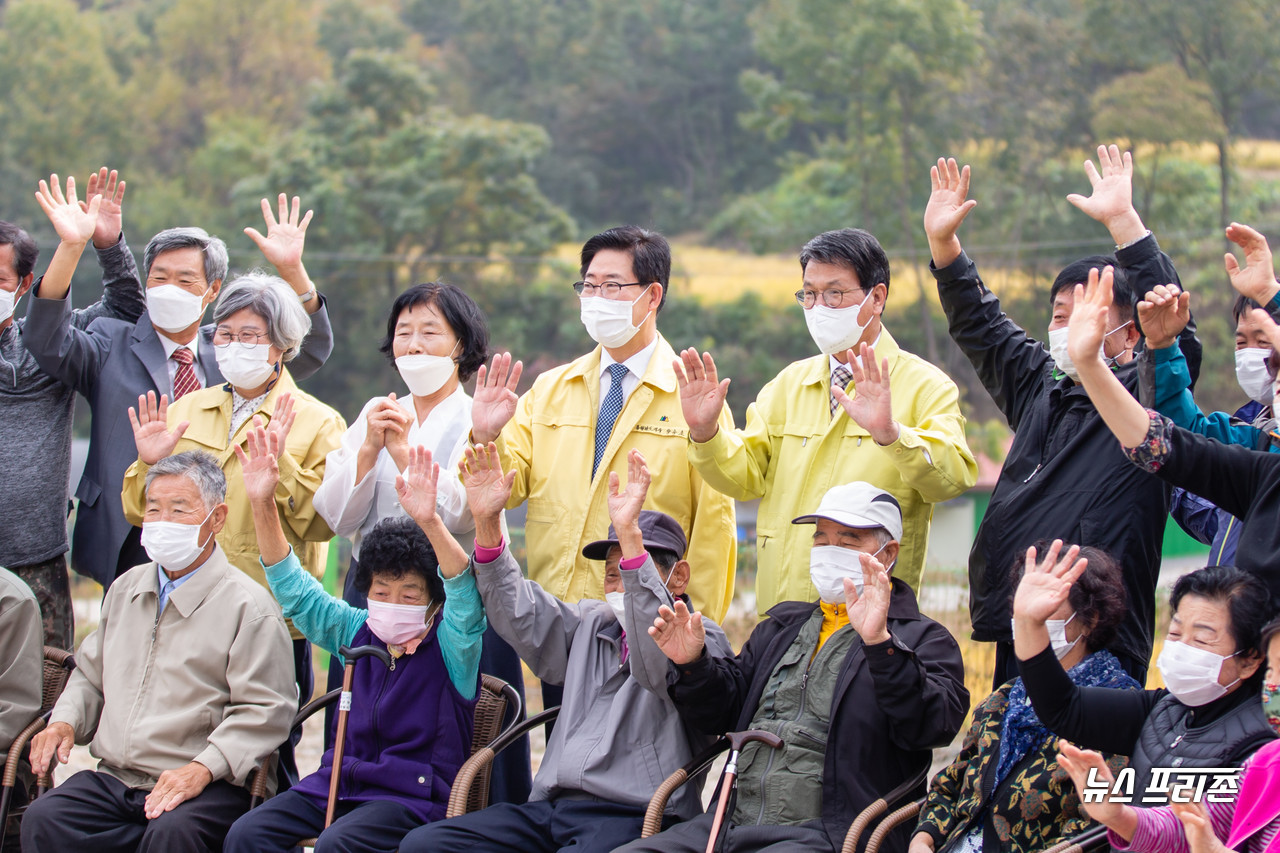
left=1235, top=348, right=1274, bottom=405
left=1049, top=321, right=1130, bottom=381
left=0, top=287, right=17, bottom=323
left=147, top=285, right=208, bottom=333
left=396, top=349, right=457, bottom=397
left=1048, top=612, right=1080, bottom=659
left=141, top=507, right=215, bottom=572
left=605, top=591, right=627, bottom=624
left=809, top=542, right=889, bottom=604
left=1156, top=640, right=1240, bottom=707
left=804, top=301, right=872, bottom=357
left=216, top=342, right=277, bottom=389
left=580, top=285, right=652, bottom=349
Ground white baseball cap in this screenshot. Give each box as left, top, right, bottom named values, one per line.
left=791, top=482, right=903, bottom=542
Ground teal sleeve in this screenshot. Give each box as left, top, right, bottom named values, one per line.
left=438, top=566, right=487, bottom=701
left=1267, top=292, right=1280, bottom=323
left=262, top=550, right=366, bottom=659
left=1151, top=345, right=1262, bottom=447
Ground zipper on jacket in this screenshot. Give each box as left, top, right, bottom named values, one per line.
left=1022, top=463, right=1041, bottom=483
left=753, top=643, right=821, bottom=826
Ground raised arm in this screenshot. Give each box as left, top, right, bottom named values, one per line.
left=927, top=158, right=1051, bottom=428
left=31, top=175, right=100, bottom=302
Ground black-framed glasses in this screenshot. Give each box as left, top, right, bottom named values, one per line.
left=794, top=287, right=865, bottom=309
left=212, top=328, right=271, bottom=346
left=573, top=281, right=647, bottom=298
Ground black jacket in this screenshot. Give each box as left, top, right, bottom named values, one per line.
left=668, top=579, right=969, bottom=853
left=934, top=234, right=1194, bottom=663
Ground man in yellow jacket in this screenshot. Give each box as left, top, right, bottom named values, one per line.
left=470, top=226, right=737, bottom=623
left=676, top=228, right=976, bottom=614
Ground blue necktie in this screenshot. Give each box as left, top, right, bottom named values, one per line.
left=594, top=363, right=630, bottom=478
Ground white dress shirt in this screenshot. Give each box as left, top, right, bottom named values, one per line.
left=599, top=336, right=659, bottom=407
left=157, top=332, right=207, bottom=391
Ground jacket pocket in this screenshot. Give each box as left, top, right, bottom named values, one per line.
left=75, top=476, right=102, bottom=507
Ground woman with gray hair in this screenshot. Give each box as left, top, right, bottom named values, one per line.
left=120, top=269, right=346, bottom=727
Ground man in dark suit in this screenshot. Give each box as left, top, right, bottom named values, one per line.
left=23, top=192, right=334, bottom=589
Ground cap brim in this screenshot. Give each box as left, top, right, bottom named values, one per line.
left=791, top=512, right=880, bottom=528
left=581, top=538, right=619, bottom=560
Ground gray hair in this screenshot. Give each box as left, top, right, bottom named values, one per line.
left=143, top=227, right=229, bottom=287
left=212, top=270, right=311, bottom=362
left=869, top=527, right=894, bottom=549
left=145, top=450, right=227, bottom=511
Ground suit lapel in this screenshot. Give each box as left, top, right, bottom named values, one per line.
left=132, top=319, right=172, bottom=397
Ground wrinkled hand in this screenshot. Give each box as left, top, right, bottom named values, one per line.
left=1066, top=266, right=1114, bottom=370
left=471, top=353, right=523, bottom=444
left=648, top=599, right=706, bottom=665
left=28, top=721, right=74, bottom=778
left=1137, top=284, right=1191, bottom=350
left=395, top=446, right=441, bottom=527
left=143, top=761, right=213, bottom=819
left=908, top=833, right=937, bottom=853
left=128, top=391, right=189, bottom=465
left=83, top=167, right=126, bottom=249
left=35, top=174, right=100, bottom=246
left=607, top=450, right=651, bottom=532
left=832, top=342, right=898, bottom=445
left=1058, top=742, right=1130, bottom=831
left=265, top=392, right=295, bottom=450
left=845, top=552, right=892, bottom=645
left=363, top=395, right=411, bottom=455
left=461, top=442, right=515, bottom=521
left=1171, top=800, right=1229, bottom=853
left=1066, top=145, right=1137, bottom=232
left=233, top=418, right=282, bottom=504
left=244, top=194, right=312, bottom=273
left=923, top=157, right=977, bottom=263
left=674, top=349, right=730, bottom=443
left=1224, top=222, right=1280, bottom=305
left=1013, top=540, right=1088, bottom=623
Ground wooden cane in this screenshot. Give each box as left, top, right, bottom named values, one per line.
left=325, top=644, right=393, bottom=828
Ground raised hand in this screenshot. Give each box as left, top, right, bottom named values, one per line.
left=923, top=157, right=977, bottom=266
left=395, top=446, right=441, bottom=527
left=1137, top=284, right=1191, bottom=350
left=233, top=419, right=281, bottom=504
left=845, top=551, right=892, bottom=645
left=1013, top=540, right=1088, bottom=623
left=471, top=353, right=523, bottom=444
left=607, top=450, right=651, bottom=533
left=83, top=167, right=125, bottom=249
left=1057, top=742, right=1134, bottom=833
left=244, top=194, right=313, bottom=274
left=1066, top=266, right=1114, bottom=369
left=648, top=599, right=706, bottom=665
left=34, top=174, right=100, bottom=246
left=1066, top=145, right=1144, bottom=244
left=128, top=391, right=189, bottom=465
left=1224, top=222, right=1280, bottom=305
left=265, top=392, right=295, bottom=451
left=833, top=342, right=898, bottom=445
left=461, top=442, right=515, bottom=522
left=1171, top=800, right=1230, bottom=853
left=673, top=349, right=729, bottom=443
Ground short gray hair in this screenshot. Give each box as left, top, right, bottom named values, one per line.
left=145, top=450, right=227, bottom=511
left=143, top=227, right=229, bottom=287
left=213, top=270, right=311, bottom=362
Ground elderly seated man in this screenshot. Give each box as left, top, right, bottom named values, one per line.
left=398, top=447, right=734, bottom=853
left=617, top=482, right=969, bottom=853
left=0, top=565, right=42, bottom=822
left=22, top=450, right=296, bottom=853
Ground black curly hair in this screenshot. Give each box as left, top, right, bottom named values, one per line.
left=1009, top=541, right=1128, bottom=653
left=353, top=517, right=445, bottom=603
left=379, top=282, right=489, bottom=383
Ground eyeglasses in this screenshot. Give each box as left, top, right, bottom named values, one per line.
left=573, top=281, right=647, bottom=298
left=212, top=327, right=271, bottom=346
left=794, top=288, right=865, bottom=309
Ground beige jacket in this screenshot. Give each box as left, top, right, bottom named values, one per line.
left=49, top=547, right=295, bottom=789
left=0, top=567, right=43, bottom=783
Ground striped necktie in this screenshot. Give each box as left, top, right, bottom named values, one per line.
left=593, top=363, right=630, bottom=477
left=171, top=347, right=201, bottom=400
left=830, top=363, right=852, bottom=417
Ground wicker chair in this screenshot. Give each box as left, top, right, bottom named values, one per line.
left=445, top=703, right=557, bottom=819
left=0, top=647, right=77, bottom=849
left=863, top=801, right=1114, bottom=853
left=249, top=673, right=522, bottom=846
